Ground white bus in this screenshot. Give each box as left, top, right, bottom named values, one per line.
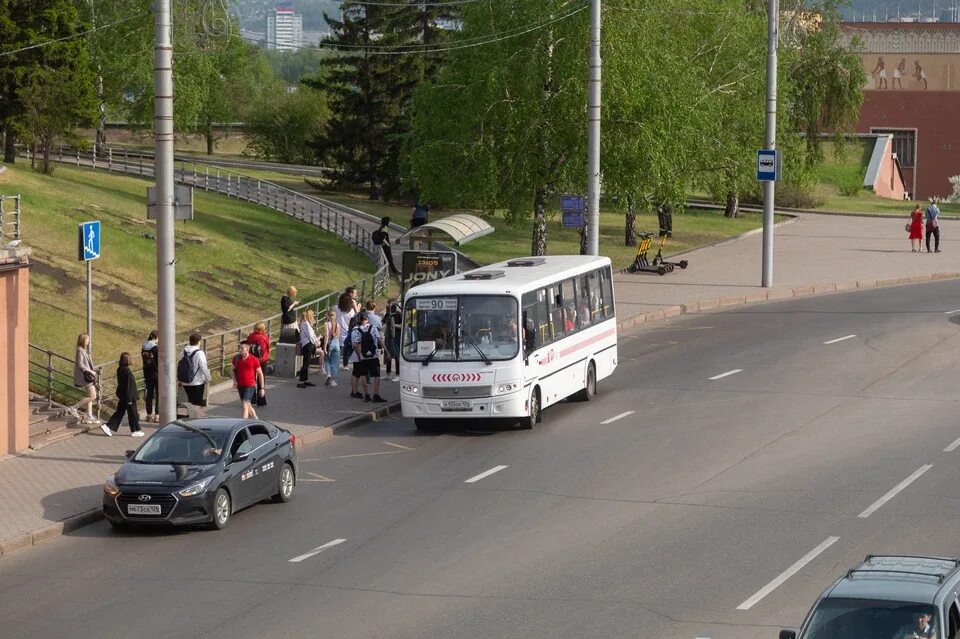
left=399, top=255, right=617, bottom=430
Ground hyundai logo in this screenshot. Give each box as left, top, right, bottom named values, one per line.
left=138, top=494, right=152, bottom=502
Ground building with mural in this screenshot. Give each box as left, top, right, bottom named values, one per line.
left=841, top=22, right=960, bottom=198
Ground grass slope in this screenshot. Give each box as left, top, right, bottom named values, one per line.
left=1, top=164, right=373, bottom=359
left=319, top=193, right=773, bottom=269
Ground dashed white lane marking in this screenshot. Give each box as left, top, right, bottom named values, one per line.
left=709, top=369, right=742, bottom=380
left=945, top=309, right=960, bottom=315
left=944, top=437, right=960, bottom=453
left=288, top=538, right=347, bottom=563
left=325, top=451, right=404, bottom=460
left=601, top=411, right=635, bottom=425
left=299, top=472, right=335, bottom=483
left=465, top=465, right=509, bottom=484
left=858, top=464, right=933, bottom=518
left=382, top=441, right=412, bottom=450
left=823, top=334, right=857, bottom=345
left=736, top=536, right=840, bottom=610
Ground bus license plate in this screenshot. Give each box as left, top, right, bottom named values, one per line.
left=441, top=400, right=472, bottom=411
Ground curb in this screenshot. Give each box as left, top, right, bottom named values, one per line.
left=0, top=508, right=103, bottom=560
left=298, top=401, right=402, bottom=447
left=616, top=271, right=960, bottom=335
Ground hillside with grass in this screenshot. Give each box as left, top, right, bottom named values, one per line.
left=0, top=164, right=373, bottom=359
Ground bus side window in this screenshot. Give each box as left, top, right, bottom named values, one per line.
left=599, top=266, right=615, bottom=319
left=560, top=279, right=576, bottom=334
left=586, top=270, right=602, bottom=322
left=575, top=275, right=592, bottom=328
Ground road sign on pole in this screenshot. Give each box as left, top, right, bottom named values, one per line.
left=757, top=149, right=780, bottom=182
left=561, top=195, right=586, bottom=228
left=78, top=221, right=100, bottom=357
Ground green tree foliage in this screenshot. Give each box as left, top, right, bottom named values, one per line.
left=408, top=1, right=588, bottom=255
left=246, top=83, right=329, bottom=164
left=264, top=47, right=331, bottom=86
left=0, top=0, right=98, bottom=167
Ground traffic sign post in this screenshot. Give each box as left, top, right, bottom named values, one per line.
left=561, top=194, right=586, bottom=228
left=78, top=221, right=101, bottom=358
left=756, top=149, right=780, bottom=182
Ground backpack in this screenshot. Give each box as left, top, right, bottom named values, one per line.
left=177, top=350, right=199, bottom=384
left=371, top=229, right=386, bottom=245
left=359, top=327, right=377, bottom=359
left=141, top=346, right=156, bottom=369
left=248, top=341, right=263, bottom=359
left=344, top=313, right=359, bottom=348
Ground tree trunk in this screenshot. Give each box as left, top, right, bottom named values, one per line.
left=96, top=70, right=107, bottom=150
left=624, top=194, right=637, bottom=246
left=3, top=124, right=16, bottom=164
left=531, top=187, right=548, bottom=256
left=42, top=142, right=52, bottom=175
left=205, top=122, right=214, bottom=156
left=30, top=143, right=36, bottom=170
left=579, top=225, right=588, bottom=255
left=724, top=191, right=739, bottom=218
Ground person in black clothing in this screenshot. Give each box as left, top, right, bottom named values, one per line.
left=140, top=331, right=159, bottom=423
left=101, top=352, right=143, bottom=437
left=410, top=202, right=429, bottom=228
left=384, top=297, right=402, bottom=381
left=372, top=217, right=399, bottom=275
left=280, top=286, right=299, bottom=330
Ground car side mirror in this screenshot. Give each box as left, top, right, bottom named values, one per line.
left=779, top=630, right=796, bottom=639
left=232, top=452, right=249, bottom=464
left=124, top=449, right=135, bottom=459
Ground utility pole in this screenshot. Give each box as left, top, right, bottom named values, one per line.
left=761, top=0, right=778, bottom=287
left=585, top=0, right=601, bottom=256
left=154, top=0, right=177, bottom=423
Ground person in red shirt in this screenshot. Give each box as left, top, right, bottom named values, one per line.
left=233, top=341, right=264, bottom=419
left=245, top=322, right=271, bottom=364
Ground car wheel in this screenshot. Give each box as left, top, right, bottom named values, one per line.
left=211, top=488, right=231, bottom=530
left=273, top=463, right=295, bottom=503
left=574, top=363, right=597, bottom=402
left=520, top=388, right=540, bottom=429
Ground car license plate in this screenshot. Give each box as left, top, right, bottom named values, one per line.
left=127, top=504, right=161, bottom=515
left=441, top=400, right=472, bottom=411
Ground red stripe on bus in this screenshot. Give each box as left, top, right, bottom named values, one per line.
left=558, top=327, right=617, bottom=358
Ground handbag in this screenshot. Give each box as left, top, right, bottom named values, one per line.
left=82, top=370, right=96, bottom=384
left=905, top=223, right=912, bottom=233
left=256, top=390, right=267, bottom=407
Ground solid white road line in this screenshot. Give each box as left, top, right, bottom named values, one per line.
left=288, top=538, right=347, bottom=563
left=736, top=536, right=840, bottom=610
left=465, top=465, right=509, bottom=484
left=945, top=437, right=960, bottom=453
left=945, top=309, right=960, bottom=315
left=382, top=441, right=412, bottom=450
left=858, top=464, right=933, bottom=518
left=709, top=369, right=742, bottom=381
left=601, top=411, right=635, bottom=425
left=823, top=334, right=857, bottom=345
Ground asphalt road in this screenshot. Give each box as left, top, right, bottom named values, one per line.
left=2, top=281, right=960, bottom=638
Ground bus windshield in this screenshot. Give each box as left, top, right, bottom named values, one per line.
left=402, top=295, right=519, bottom=362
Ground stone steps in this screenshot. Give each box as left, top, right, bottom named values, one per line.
left=27, top=395, right=98, bottom=450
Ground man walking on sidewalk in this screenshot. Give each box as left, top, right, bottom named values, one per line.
left=926, top=199, right=942, bottom=253
left=233, top=341, right=265, bottom=419
left=178, top=333, right=211, bottom=417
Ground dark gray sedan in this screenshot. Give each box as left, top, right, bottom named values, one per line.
left=103, top=418, right=298, bottom=530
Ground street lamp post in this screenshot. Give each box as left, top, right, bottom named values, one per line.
left=761, top=0, right=779, bottom=287
left=586, top=0, right=601, bottom=256
left=154, top=0, right=177, bottom=423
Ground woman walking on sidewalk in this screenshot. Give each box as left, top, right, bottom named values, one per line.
left=141, top=330, right=159, bottom=423
left=323, top=309, right=341, bottom=386
left=909, top=204, right=924, bottom=252
left=68, top=334, right=100, bottom=425
left=101, top=352, right=143, bottom=437
left=298, top=309, right=324, bottom=388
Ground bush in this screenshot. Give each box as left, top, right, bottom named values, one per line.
left=774, top=183, right=824, bottom=209
left=838, top=179, right=862, bottom=197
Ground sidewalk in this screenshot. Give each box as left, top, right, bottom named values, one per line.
left=3, top=211, right=957, bottom=558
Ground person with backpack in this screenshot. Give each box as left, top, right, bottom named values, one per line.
left=233, top=341, right=265, bottom=418
left=351, top=312, right=386, bottom=403
left=246, top=322, right=271, bottom=365
left=140, top=330, right=160, bottom=423
left=372, top=217, right=399, bottom=275
left=178, top=333, right=211, bottom=417
left=410, top=202, right=429, bottom=228
left=297, top=309, right=324, bottom=388
left=101, top=352, right=144, bottom=438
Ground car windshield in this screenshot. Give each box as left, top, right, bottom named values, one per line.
left=799, top=598, right=938, bottom=639
left=402, top=295, right=519, bottom=362
left=132, top=425, right=229, bottom=465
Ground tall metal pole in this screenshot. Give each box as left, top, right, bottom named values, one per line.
left=761, top=0, right=778, bottom=288
left=585, top=0, right=602, bottom=256
left=154, top=0, right=177, bottom=423
left=86, top=260, right=93, bottom=360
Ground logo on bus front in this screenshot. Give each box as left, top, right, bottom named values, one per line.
left=432, top=373, right=481, bottom=383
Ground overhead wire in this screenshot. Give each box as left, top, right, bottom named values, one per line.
left=0, top=12, right=149, bottom=59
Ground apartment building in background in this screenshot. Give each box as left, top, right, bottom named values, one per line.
left=266, top=4, right=303, bottom=51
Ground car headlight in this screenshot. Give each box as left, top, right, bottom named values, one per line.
left=178, top=476, right=214, bottom=497
left=496, top=382, right=521, bottom=395
left=401, top=383, right=419, bottom=394
left=104, top=474, right=120, bottom=497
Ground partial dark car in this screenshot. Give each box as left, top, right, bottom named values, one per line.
left=103, top=418, right=298, bottom=530
left=781, top=554, right=960, bottom=639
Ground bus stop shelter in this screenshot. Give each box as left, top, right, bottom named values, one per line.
left=395, top=213, right=494, bottom=249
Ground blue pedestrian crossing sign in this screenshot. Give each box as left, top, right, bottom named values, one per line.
left=756, top=149, right=781, bottom=182
left=78, top=221, right=101, bottom=261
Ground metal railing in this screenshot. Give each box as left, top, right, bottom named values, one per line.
left=23, top=145, right=389, bottom=416
left=0, top=194, right=21, bottom=243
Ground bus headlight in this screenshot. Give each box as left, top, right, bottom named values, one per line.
left=401, top=384, right=419, bottom=394
left=495, top=383, right=520, bottom=395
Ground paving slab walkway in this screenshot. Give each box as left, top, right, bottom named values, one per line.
left=2, top=210, right=957, bottom=558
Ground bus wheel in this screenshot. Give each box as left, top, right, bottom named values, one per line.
left=415, top=418, right=442, bottom=432
left=574, top=362, right=597, bottom=402
left=520, top=388, right=541, bottom=429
